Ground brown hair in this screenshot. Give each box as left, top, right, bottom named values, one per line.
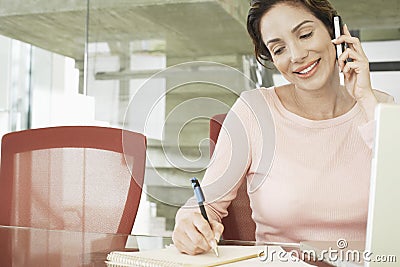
left=247, top=0, right=338, bottom=66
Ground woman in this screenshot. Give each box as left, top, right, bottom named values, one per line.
left=172, top=0, right=394, bottom=256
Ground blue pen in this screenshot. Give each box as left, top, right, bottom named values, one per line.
left=191, top=177, right=219, bottom=257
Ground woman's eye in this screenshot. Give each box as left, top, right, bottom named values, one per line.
left=300, top=32, right=313, bottom=39
left=273, top=47, right=284, bottom=55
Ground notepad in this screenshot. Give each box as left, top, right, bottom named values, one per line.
left=105, top=245, right=264, bottom=267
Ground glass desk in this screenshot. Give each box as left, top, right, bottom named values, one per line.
left=0, top=225, right=338, bottom=267
left=0, top=225, right=173, bottom=267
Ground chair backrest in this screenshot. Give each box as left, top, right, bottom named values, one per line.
left=210, top=114, right=256, bottom=241
left=0, top=126, right=146, bottom=234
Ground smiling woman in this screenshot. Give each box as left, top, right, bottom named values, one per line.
left=172, top=0, right=395, bottom=260
left=257, top=3, right=348, bottom=120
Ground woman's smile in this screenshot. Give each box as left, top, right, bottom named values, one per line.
left=293, top=58, right=321, bottom=78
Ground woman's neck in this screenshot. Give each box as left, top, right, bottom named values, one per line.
left=291, top=65, right=356, bottom=119
left=276, top=76, right=355, bottom=120
left=293, top=88, right=347, bottom=120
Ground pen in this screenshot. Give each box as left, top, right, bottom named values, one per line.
left=191, top=177, right=219, bottom=257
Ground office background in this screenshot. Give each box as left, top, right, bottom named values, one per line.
left=0, top=0, right=399, bottom=236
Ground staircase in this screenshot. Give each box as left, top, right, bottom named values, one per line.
left=140, top=63, right=253, bottom=233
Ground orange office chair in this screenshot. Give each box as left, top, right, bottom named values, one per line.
left=210, top=114, right=256, bottom=241
left=0, top=126, right=146, bottom=234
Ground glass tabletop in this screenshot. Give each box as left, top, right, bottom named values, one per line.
left=0, top=225, right=173, bottom=267
left=0, top=225, right=339, bottom=267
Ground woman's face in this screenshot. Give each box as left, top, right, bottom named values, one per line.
left=260, top=3, right=338, bottom=91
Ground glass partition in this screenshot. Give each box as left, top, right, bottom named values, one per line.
left=85, top=0, right=259, bottom=235
left=0, top=0, right=88, bottom=137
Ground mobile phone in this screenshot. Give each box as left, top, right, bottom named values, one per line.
left=333, top=16, right=345, bottom=60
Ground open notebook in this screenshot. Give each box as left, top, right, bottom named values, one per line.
left=106, top=245, right=317, bottom=266
left=106, top=245, right=264, bottom=267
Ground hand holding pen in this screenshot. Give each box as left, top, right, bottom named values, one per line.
left=191, top=177, right=221, bottom=257
left=171, top=177, right=224, bottom=255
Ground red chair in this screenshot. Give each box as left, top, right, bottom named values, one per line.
left=210, top=114, right=256, bottom=241
left=0, top=126, right=146, bottom=234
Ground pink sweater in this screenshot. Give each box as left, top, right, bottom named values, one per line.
left=180, top=87, right=394, bottom=243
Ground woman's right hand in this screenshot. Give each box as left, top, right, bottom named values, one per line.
left=172, top=210, right=224, bottom=255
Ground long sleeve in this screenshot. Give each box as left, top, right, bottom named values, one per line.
left=178, top=94, right=254, bottom=222
left=358, top=89, right=395, bottom=149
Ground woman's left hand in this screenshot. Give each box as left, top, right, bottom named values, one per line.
left=332, top=24, right=378, bottom=121
left=332, top=24, right=375, bottom=101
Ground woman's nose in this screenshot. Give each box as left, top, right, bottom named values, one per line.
left=289, top=43, right=308, bottom=63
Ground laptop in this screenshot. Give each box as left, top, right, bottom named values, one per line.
left=365, top=103, right=400, bottom=267
left=300, top=103, right=400, bottom=267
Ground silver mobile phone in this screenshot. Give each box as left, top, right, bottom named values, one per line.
left=333, top=16, right=345, bottom=60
